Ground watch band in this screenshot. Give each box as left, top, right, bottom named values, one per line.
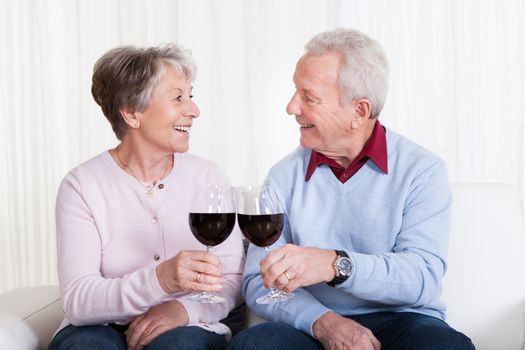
left=327, top=250, right=350, bottom=287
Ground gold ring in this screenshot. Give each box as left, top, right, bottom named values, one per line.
left=196, top=272, right=202, bottom=282
left=284, top=271, right=293, bottom=280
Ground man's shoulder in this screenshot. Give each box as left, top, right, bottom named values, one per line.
left=386, top=128, right=444, bottom=168
left=268, top=146, right=309, bottom=177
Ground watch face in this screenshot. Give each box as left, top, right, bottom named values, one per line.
left=337, top=257, right=353, bottom=276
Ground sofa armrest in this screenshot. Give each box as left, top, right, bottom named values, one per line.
left=0, top=285, right=63, bottom=350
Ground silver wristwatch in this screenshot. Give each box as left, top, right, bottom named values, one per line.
left=328, top=250, right=352, bottom=287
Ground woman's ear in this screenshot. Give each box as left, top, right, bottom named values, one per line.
left=120, top=109, right=141, bottom=129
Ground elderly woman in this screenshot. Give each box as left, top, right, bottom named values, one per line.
left=48, top=44, right=244, bottom=350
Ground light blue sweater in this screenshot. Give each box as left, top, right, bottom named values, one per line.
left=242, top=128, right=452, bottom=336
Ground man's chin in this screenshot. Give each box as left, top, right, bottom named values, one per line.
left=299, top=137, right=316, bottom=151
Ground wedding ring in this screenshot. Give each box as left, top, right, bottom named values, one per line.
left=284, top=271, right=293, bottom=280
left=196, top=272, right=202, bottom=283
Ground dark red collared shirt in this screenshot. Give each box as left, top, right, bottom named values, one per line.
left=305, top=120, right=388, bottom=183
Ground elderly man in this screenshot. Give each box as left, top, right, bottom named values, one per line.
left=229, top=28, right=474, bottom=350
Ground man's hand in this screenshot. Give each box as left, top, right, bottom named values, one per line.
left=313, top=312, right=381, bottom=350
left=156, top=250, right=224, bottom=294
left=259, top=244, right=337, bottom=292
left=126, top=300, right=189, bottom=350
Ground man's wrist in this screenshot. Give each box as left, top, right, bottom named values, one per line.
left=328, top=250, right=352, bottom=287
left=312, top=311, right=337, bottom=339
left=325, top=249, right=338, bottom=282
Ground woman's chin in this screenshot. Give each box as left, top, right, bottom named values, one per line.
left=170, top=142, right=190, bottom=154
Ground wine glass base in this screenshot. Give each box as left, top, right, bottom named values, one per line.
left=256, top=290, right=294, bottom=304
left=190, top=292, right=226, bottom=304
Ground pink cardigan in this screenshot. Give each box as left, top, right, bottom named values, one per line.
left=55, top=151, right=244, bottom=336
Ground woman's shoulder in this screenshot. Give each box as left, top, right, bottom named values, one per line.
left=175, top=152, right=221, bottom=171
left=56, top=151, right=113, bottom=199
left=173, top=152, right=229, bottom=183
left=62, top=151, right=111, bottom=181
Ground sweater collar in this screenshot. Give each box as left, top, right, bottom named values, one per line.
left=305, top=120, right=388, bottom=181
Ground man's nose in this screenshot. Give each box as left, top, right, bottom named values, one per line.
left=286, top=93, right=300, bottom=116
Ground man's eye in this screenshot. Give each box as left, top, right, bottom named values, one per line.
left=189, top=95, right=194, bottom=99
left=304, top=95, right=319, bottom=104
left=175, top=96, right=182, bottom=102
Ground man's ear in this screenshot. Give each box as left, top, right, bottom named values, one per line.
left=354, top=98, right=372, bottom=120
left=350, top=99, right=372, bottom=129
left=120, top=109, right=141, bottom=129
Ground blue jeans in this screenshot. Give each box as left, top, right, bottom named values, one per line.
left=48, top=324, right=228, bottom=350
left=228, top=312, right=475, bottom=350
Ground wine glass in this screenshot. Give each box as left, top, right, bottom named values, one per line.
left=234, top=184, right=294, bottom=304
left=188, top=184, right=236, bottom=303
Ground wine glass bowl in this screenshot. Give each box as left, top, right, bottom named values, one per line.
left=234, top=184, right=294, bottom=304
left=189, top=212, right=235, bottom=247
left=188, top=184, right=236, bottom=303
left=237, top=212, right=283, bottom=247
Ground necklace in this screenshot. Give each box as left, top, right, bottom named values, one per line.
left=114, top=145, right=172, bottom=198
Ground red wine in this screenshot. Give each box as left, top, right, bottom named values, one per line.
left=189, top=213, right=236, bottom=246
left=237, top=213, right=284, bottom=247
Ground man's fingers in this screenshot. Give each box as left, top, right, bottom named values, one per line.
left=282, top=279, right=301, bottom=293
left=372, top=337, right=381, bottom=350
left=259, top=246, right=288, bottom=272
left=261, top=256, right=295, bottom=288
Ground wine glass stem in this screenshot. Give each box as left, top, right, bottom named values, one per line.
left=263, top=247, right=279, bottom=296
left=201, top=246, right=212, bottom=299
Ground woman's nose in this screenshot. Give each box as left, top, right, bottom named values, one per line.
left=186, top=99, right=200, bottom=119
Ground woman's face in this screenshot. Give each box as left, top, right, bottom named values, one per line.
left=134, top=65, right=200, bottom=154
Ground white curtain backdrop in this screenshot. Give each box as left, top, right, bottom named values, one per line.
left=0, top=0, right=524, bottom=293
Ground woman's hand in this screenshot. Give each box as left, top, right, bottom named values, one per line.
left=156, top=250, right=224, bottom=294
left=126, top=300, right=188, bottom=350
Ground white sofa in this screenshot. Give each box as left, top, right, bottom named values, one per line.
left=1, top=183, right=524, bottom=349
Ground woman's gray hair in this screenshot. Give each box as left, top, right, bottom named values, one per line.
left=305, top=28, right=389, bottom=119
left=91, top=43, right=196, bottom=140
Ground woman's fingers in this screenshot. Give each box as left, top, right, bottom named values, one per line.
left=190, top=250, right=222, bottom=267
left=140, top=324, right=169, bottom=347
left=191, top=260, right=222, bottom=277
left=157, top=250, right=226, bottom=293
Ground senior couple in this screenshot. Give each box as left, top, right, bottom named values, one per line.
left=49, top=28, right=474, bottom=350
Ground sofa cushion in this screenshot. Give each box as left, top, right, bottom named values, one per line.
left=0, top=285, right=62, bottom=350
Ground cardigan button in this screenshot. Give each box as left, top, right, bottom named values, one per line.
left=153, top=254, right=160, bottom=261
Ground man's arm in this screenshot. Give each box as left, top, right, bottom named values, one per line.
left=241, top=223, right=332, bottom=336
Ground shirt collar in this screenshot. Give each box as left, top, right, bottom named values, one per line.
left=305, top=120, right=388, bottom=181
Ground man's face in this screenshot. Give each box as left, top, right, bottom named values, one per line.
left=286, top=51, right=356, bottom=153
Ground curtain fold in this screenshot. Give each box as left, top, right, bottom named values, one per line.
left=1, top=0, right=524, bottom=292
